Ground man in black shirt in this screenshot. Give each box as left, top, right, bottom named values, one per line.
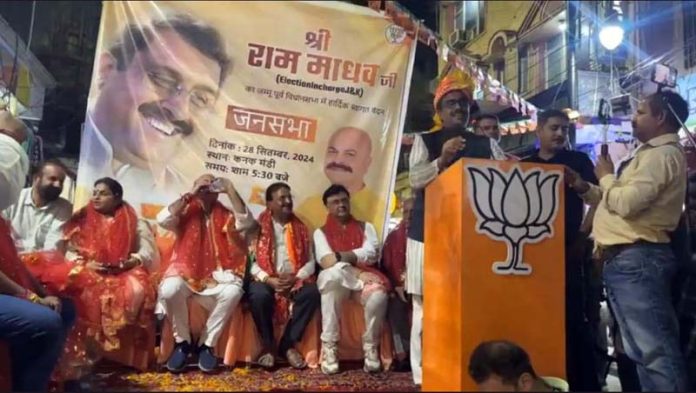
left=523, top=109, right=600, bottom=391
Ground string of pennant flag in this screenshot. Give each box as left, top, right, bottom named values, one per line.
left=367, top=0, right=540, bottom=134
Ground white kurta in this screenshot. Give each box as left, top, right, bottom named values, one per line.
left=406, top=133, right=506, bottom=295
left=154, top=201, right=253, bottom=347
left=249, top=218, right=316, bottom=281
left=406, top=131, right=505, bottom=385
left=313, top=222, right=387, bottom=347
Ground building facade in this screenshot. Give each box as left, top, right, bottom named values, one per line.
left=437, top=1, right=631, bottom=113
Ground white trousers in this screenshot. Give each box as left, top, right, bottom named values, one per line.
left=317, top=265, right=388, bottom=348
left=158, top=276, right=243, bottom=347
left=411, top=294, right=423, bottom=385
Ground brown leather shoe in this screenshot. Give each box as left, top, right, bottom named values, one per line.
left=286, top=348, right=307, bottom=369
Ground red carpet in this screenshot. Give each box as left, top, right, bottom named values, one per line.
left=87, top=363, right=418, bottom=392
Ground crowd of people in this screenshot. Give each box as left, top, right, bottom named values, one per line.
left=0, top=60, right=696, bottom=393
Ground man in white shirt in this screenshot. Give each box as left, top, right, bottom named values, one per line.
left=314, top=184, right=389, bottom=375
left=3, top=160, right=72, bottom=253
left=156, top=174, right=254, bottom=373
left=247, top=182, right=320, bottom=370
left=75, top=14, right=231, bottom=214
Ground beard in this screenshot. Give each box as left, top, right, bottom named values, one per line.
left=39, top=186, right=62, bottom=202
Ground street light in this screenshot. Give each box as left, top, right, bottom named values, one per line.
left=599, top=9, right=624, bottom=51
left=599, top=23, right=624, bottom=50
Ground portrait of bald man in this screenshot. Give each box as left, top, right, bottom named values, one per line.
left=296, top=126, right=387, bottom=237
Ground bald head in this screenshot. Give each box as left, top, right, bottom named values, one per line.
left=324, top=127, right=373, bottom=193
left=0, top=111, right=27, bottom=144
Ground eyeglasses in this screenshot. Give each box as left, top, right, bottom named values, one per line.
left=146, top=70, right=217, bottom=111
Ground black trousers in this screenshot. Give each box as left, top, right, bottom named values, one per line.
left=246, top=281, right=320, bottom=355
left=388, top=295, right=411, bottom=357
left=566, top=239, right=601, bottom=391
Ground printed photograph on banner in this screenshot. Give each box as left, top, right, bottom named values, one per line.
left=74, top=0, right=415, bottom=240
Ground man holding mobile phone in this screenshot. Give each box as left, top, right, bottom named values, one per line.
left=568, top=91, right=690, bottom=391
left=156, top=174, right=255, bottom=373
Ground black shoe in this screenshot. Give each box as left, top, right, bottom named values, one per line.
left=394, top=358, right=412, bottom=372
left=198, top=344, right=218, bottom=373
left=166, top=341, right=191, bottom=373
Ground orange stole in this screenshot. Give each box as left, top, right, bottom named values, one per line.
left=254, top=209, right=314, bottom=325
left=164, top=199, right=246, bottom=290
left=61, top=202, right=156, bottom=373
left=320, top=215, right=391, bottom=290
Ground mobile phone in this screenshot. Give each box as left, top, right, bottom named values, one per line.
left=651, top=63, right=678, bottom=88
left=209, top=178, right=225, bottom=193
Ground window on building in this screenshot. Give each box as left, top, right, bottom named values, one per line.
left=519, top=46, right=529, bottom=94
left=454, top=1, right=485, bottom=37
left=684, top=1, right=696, bottom=69
left=546, top=34, right=566, bottom=88
left=494, top=60, right=505, bottom=83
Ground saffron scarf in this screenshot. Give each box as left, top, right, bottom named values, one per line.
left=167, top=198, right=247, bottom=290
left=63, top=202, right=137, bottom=265
left=255, top=209, right=313, bottom=324
left=321, top=214, right=390, bottom=290
left=62, top=201, right=157, bottom=355
left=256, top=209, right=312, bottom=278
left=24, top=202, right=139, bottom=296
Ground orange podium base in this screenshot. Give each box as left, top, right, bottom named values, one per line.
left=422, top=158, right=566, bottom=391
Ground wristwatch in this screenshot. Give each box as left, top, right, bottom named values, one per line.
left=335, top=251, right=341, bottom=262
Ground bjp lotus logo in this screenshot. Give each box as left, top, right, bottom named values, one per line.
left=467, top=165, right=561, bottom=276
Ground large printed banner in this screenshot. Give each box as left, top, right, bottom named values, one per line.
left=74, top=1, right=415, bottom=238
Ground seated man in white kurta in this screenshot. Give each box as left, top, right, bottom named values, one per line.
left=313, top=184, right=390, bottom=375
left=156, top=174, right=254, bottom=373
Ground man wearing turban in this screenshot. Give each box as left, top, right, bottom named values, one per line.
left=406, top=67, right=505, bottom=385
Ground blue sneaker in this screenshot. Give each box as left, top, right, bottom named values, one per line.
left=166, top=341, right=191, bottom=373
left=198, top=344, right=218, bottom=373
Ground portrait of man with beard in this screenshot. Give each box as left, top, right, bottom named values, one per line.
left=3, top=159, right=73, bottom=253
left=75, top=13, right=231, bottom=217
left=296, top=126, right=387, bottom=237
